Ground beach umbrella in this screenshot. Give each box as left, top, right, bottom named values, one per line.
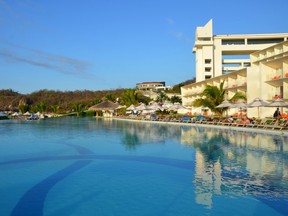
left=162, top=101, right=172, bottom=110
left=228, top=100, right=247, bottom=118
left=147, top=102, right=162, bottom=111
left=266, top=98, right=288, bottom=107
left=126, top=104, right=136, bottom=111
left=12, top=112, right=21, bottom=116
left=216, top=100, right=233, bottom=108
left=247, top=98, right=270, bottom=118
left=24, top=111, right=31, bottom=116
left=115, top=105, right=126, bottom=109
left=136, top=103, right=148, bottom=111
left=230, top=100, right=247, bottom=108
left=247, top=98, right=270, bottom=107
left=216, top=100, right=234, bottom=117
left=168, top=102, right=186, bottom=111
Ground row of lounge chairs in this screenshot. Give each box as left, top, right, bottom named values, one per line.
left=213, top=118, right=288, bottom=130
left=117, top=114, right=288, bottom=131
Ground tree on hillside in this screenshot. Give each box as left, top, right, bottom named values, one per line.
left=105, top=94, right=116, bottom=102
left=33, top=102, right=47, bottom=113
left=0, top=89, right=21, bottom=96
left=18, top=104, right=30, bottom=113
left=50, top=105, right=60, bottom=114
left=166, top=78, right=196, bottom=93
left=193, top=82, right=246, bottom=116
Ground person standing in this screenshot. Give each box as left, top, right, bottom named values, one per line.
left=273, top=107, right=281, bottom=118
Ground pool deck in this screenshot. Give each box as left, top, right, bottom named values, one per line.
left=113, top=116, right=288, bottom=137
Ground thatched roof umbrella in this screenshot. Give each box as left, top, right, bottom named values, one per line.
left=88, top=101, right=120, bottom=117
left=88, top=101, right=120, bottom=111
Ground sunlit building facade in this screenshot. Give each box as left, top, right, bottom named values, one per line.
left=182, top=20, right=288, bottom=118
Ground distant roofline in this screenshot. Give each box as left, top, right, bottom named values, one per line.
left=137, top=82, right=165, bottom=84
left=213, top=33, right=288, bottom=39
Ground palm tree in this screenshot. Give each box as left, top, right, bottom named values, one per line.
left=18, top=104, right=30, bottom=113
left=33, top=102, right=47, bottom=113
left=169, top=95, right=182, bottom=104
left=50, top=105, right=60, bottom=114
left=156, top=92, right=168, bottom=103
left=121, top=89, right=142, bottom=106
left=193, top=81, right=246, bottom=116
left=105, top=94, right=115, bottom=102
left=73, top=103, right=84, bottom=117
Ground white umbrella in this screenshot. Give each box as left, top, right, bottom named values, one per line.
left=115, top=105, right=126, bottom=109
left=126, top=104, right=136, bottom=111
left=230, top=101, right=247, bottom=108
left=216, top=100, right=233, bottom=108
left=247, top=98, right=270, bottom=118
left=24, top=111, right=31, bottom=116
left=12, top=112, right=20, bottom=116
left=147, top=102, right=162, bottom=111
left=162, top=101, right=172, bottom=110
left=267, top=98, right=288, bottom=107
left=136, top=103, right=149, bottom=111
left=247, top=98, right=270, bottom=107
left=216, top=100, right=234, bottom=117
left=168, top=103, right=186, bottom=111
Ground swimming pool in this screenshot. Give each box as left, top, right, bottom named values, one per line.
left=0, top=117, right=287, bottom=216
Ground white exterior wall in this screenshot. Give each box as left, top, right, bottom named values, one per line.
left=182, top=40, right=288, bottom=118
left=213, top=38, right=222, bottom=78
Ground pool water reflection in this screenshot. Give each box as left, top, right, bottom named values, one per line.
left=0, top=117, right=287, bottom=216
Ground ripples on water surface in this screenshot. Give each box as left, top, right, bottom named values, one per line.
left=0, top=117, right=287, bottom=216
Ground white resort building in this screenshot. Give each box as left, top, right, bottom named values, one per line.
left=181, top=19, right=288, bottom=118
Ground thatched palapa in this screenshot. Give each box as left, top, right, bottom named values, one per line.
left=88, top=101, right=119, bottom=111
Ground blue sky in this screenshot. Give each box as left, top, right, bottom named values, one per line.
left=0, top=0, right=287, bottom=94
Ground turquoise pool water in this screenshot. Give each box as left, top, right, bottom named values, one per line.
left=0, top=117, right=287, bottom=216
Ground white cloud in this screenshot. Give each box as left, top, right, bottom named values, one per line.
left=0, top=41, right=95, bottom=79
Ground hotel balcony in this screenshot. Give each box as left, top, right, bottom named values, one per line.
left=265, top=73, right=288, bottom=87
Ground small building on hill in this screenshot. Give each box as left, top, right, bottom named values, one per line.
left=136, top=82, right=166, bottom=91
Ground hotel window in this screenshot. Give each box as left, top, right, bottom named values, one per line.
left=247, top=38, right=284, bottom=45
left=205, top=67, right=211, bottom=72
left=205, top=75, right=212, bottom=80
left=198, top=37, right=211, bottom=41
left=222, top=39, right=245, bottom=45
left=205, top=59, right=211, bottom=64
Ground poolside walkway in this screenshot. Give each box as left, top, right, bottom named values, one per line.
left=113, top=116, right=288, bottom=136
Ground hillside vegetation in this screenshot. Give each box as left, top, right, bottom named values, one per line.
left=0, top=89, right=126, bottom=113
left=0, top=78, right=195, bottom=114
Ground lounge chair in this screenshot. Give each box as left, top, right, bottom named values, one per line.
left=181, top=116, right=192, bottom=123
left=263, top=119, right=277, bottom=129
left=279, top=120, right=288, bottom=130
left=268, top=119, right=288, bottom=130
left=255, top=118, right=268, bottom=128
